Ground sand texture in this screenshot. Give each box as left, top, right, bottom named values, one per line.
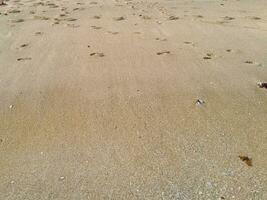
left=0, top=0, right=267, bottom=199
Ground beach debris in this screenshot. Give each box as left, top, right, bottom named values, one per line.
left=9, top=105, right=14, bottom=109
left=157, top=51, right=170, bottom=55
left=239, top=155, right=252, bottom=166
left=257, top=82, right=267, bottom=89
left=196, top=99, right=205, bottom=106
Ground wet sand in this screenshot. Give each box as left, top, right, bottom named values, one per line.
left=0, top=0, right=267, bottom=199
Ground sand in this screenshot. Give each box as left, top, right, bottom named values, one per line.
left=0, top=0, right=267, bottom=199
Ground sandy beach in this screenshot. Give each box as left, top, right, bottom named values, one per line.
left=0, top=0, right=267, bottom=199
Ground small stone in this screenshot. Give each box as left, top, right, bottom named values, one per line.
left=257, top=82, right=267, bottom=89
left=9, top=105, right=14, bottom=109
left=196, top=99, right=205, bottom=106
left=59, top=176, right=65, bottom=181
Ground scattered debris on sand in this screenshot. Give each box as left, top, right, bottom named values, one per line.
left=239, top=156, right=252, bottom=166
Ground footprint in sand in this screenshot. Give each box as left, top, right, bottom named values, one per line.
left=223, top=16, right=235, bottom=21
left=67, top=24, right=80, bottom=28
left=114, top=16, right=126, bottom=21
left=168, top=16, right=179, bottom=20
left=8, top=9, right=21, bottom=14
left=155, top=38, right=167, bottom=41
left=249, top=16, right=261, bottom=20
left=17, top=57, right=32, bottom=61
left=47, top=3, right=59, bottom=8
left=157, top=51, right=170, bottom=55
left=184, top=41, right=195, bottom=46
left=20, top=43, right=29, bottom=48
left=244, top=60, right=262, bottom=66
left=90, top=52, right=105, bottom=57
left=141, top=15, right=151, bottom=20
left=194, top=15, right=203, bottom=18
left=245, top=60, right=254, bottom=64
left=107, top=31, right=119, bottom=35
left=91, top=25, right=102, bottom=30
left=93, top=15, right=101, bottom=19
left=64, top=18, right=77, bottom=22
left=90, top=2, right=98, bottom=5
left=34, top=16, right=50, bottom=20
left=12, top=19, right=24, bottom=23
left=35, top=31, right=43, bottom=35
left=53, top=21, right=60, bottom=25
left=203, top=53, right=214, bottom=60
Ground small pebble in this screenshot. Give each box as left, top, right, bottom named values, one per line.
left=196, top=99, right=205, bottom=106
left=257, top=82, right=267, bottom=89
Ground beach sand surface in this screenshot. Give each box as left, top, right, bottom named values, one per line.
left=0, top=0, right=267, bottom=199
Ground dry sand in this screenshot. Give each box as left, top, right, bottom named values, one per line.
left=0, top=0, right=267, bottom=199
